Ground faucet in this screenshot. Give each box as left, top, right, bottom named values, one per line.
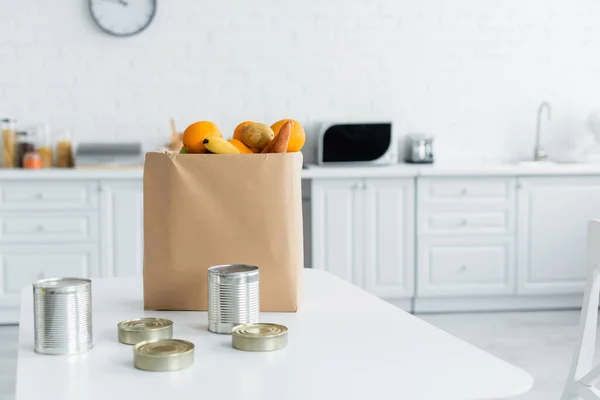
left=534, top=101, right=551, bottom=161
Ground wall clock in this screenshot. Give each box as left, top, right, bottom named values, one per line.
left=89, top=0, right=156, bottom=37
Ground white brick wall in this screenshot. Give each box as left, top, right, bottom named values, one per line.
left=2, top=0, right=600, bottom=163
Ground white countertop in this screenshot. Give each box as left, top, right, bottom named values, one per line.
left=16, top=270, right=532, bottom=399
left=3, top=161, right=600, bottom=180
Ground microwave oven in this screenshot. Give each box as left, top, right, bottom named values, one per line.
left=317, top=122, right=397, bottom=165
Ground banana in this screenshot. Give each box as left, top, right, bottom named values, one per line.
left=202, top=137, right=241, bottom=154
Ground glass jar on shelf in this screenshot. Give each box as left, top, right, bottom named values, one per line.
left=37, top=124, right=53, bottom=168
left=23, top=152, right=41, bottom=169
left=56, top=130, right=73, bottom=168
left=15, top=129, right=35, bottom=168
left=1, top=119, right=16, bottom=168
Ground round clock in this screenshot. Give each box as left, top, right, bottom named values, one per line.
left=89, top=0, right=156, bottom=37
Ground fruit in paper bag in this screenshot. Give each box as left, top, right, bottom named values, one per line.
left=227, top=139, right=253, bottom=154
left=262, top=121, right=292, bottom=153
left=233, top=121, right=254, bottom=141
left=203, top=137, right=241, bottom=154
left=183, top=121, right=222, bottom=153
left=271, top=119, right=305, bottom=152
left=241, top=123, right=274, bottom=151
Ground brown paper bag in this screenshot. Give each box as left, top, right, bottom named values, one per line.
left=143, top=151, right=303, bottom=312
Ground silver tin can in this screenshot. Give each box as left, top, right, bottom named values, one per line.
left=134, top=339, right=194, bottom=371
left=118, top=318, right=173, bottom=345
left=33, top=277, right=93, bottom=355
left=232, top=323, right=288, bottom=352
left=208, top=264, right=259, bottom=334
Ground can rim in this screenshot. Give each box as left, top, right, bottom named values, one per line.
left=231, top=323, right=288, bottom=339
left=133, top=339, right=194, bottom=358
left=208, top=264, right=258, bottom=276
left=32, top=277, right=91, bottom=289
left=118, top=318, right=173, bottom=332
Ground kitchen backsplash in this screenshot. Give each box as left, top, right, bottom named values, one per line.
left=2, top=0, right=600, bottom=164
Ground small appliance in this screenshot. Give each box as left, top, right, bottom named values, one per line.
left=404, top=134, right=434, bottom=164
left=317, top=122, right=397, bottom=165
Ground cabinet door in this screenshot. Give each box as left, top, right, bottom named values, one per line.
left=517, top=177, right=600, bottom=294
left=418, top=236, right=515, bottom=296
left=100, top=180, right=143, bottom=277
left=311, top=179, right=364, bottom=287
left=0, top=244, right=99, bottom=322
left=364, top=178, right=415, bottom=298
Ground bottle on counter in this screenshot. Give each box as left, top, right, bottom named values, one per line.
left=37, top=124, right=53, bottom=168
left=23, top=152, right=41, bottom=169
left=1, top=119, right=16, bottom=168
left=15, top=129, right=35, bottom=168
left=56, top=130, right=73, bottom=168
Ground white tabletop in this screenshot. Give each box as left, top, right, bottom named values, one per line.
left=16, top=270, right=532, bottom=400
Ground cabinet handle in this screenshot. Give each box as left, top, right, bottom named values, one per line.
left=460, top=219, right=468, bottom=226
left=35, top=192, right=43, bottom=200
left=460, top=188, right=468, bottom=196
left=459, top=264, right=467, bottom=272
left=36, top=225, right=44, bottom=233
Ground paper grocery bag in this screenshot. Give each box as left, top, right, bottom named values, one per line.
left=143, top=151, right=303, bottom=312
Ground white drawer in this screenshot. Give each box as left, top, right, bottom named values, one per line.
left=419, top=210, right=512, bottom=235
left=0, top=244, right=99, bottom=308
left=0, top=213, right=98, bottom=243
left=417, top=237, right=515, bottom=296
left=419, top=178, right=515, bottom=204
left=0, top=182, right=98, bottom=210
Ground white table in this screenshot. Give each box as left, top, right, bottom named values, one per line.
left=16, top=270, right=532, bottom=399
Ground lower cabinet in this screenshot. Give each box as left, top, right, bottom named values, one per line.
left=311, top=178, right=415, bottom=299
left=0, top=244, right=99, bottom=323
left=417, top=236, right=515, bottom=296
left=517, top=177, right=600, bottom=294
left=100, top=180, right=144, bottom=277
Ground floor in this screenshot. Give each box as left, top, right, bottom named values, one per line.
left=0, top=311, right=595, bottom=399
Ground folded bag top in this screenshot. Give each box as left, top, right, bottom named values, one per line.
left=143, top=151, right=304, bottom=312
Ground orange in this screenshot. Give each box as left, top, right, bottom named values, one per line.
left=233, top=121, right=254, bottom=141
left=183, top=121, right=222, bottom=153
left=227, top=139, right=253, bottom=154
left=271, top=119, right=305, bottom=152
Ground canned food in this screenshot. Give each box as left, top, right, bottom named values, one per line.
left=231, top=323, right=288, bottom=352
left=33, top=277, right=93, bottom=355
left=208, top=264, right=259, bottom=334
left=118, top=318, right=173, bottom=345
left=133, top=339, right=194, bottom=371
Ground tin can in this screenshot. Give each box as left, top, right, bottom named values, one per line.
left=118, top=318, right=173, bottom=345
left=133, top=339, right=194, bottom=371
left=208, top=264, right=259, bottom=334
left=33, top=277, right=93, bottom=355
left=231, top=323, right=288, bottom=351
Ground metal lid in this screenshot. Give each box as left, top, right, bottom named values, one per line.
left=32, top=277, right=91, bottom=294
left=118, top=318, right=173, bottom=345
left=208, top=264, right=258, bottom=284
left=134, top=339, right=194, bottom=371
left=231, top=323, right=288, bottom=352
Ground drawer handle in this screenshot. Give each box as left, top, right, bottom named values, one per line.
left=459, top=264, right=467, bottom=272
left=460, top=188, right=468, bottom=196
left=35, top=192, right=43, bottom=200
left=36, top=225, right=44, bottom=233
left=460, top=219, right=468, bottom=226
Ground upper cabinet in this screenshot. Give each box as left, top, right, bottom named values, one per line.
left=311, top=178, right=414, bottom=298
left=517, top=177, right=600, bottom=294
left=100, top=180, right=144, bottom=278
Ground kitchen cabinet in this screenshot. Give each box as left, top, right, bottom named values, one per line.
left=517, top=177, right=600, bottom=294
left=311, top=178, right=414, bottom=299
left=416, top=177, right=517, bottom=298
left=100, top=180, right=144, bottom=278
